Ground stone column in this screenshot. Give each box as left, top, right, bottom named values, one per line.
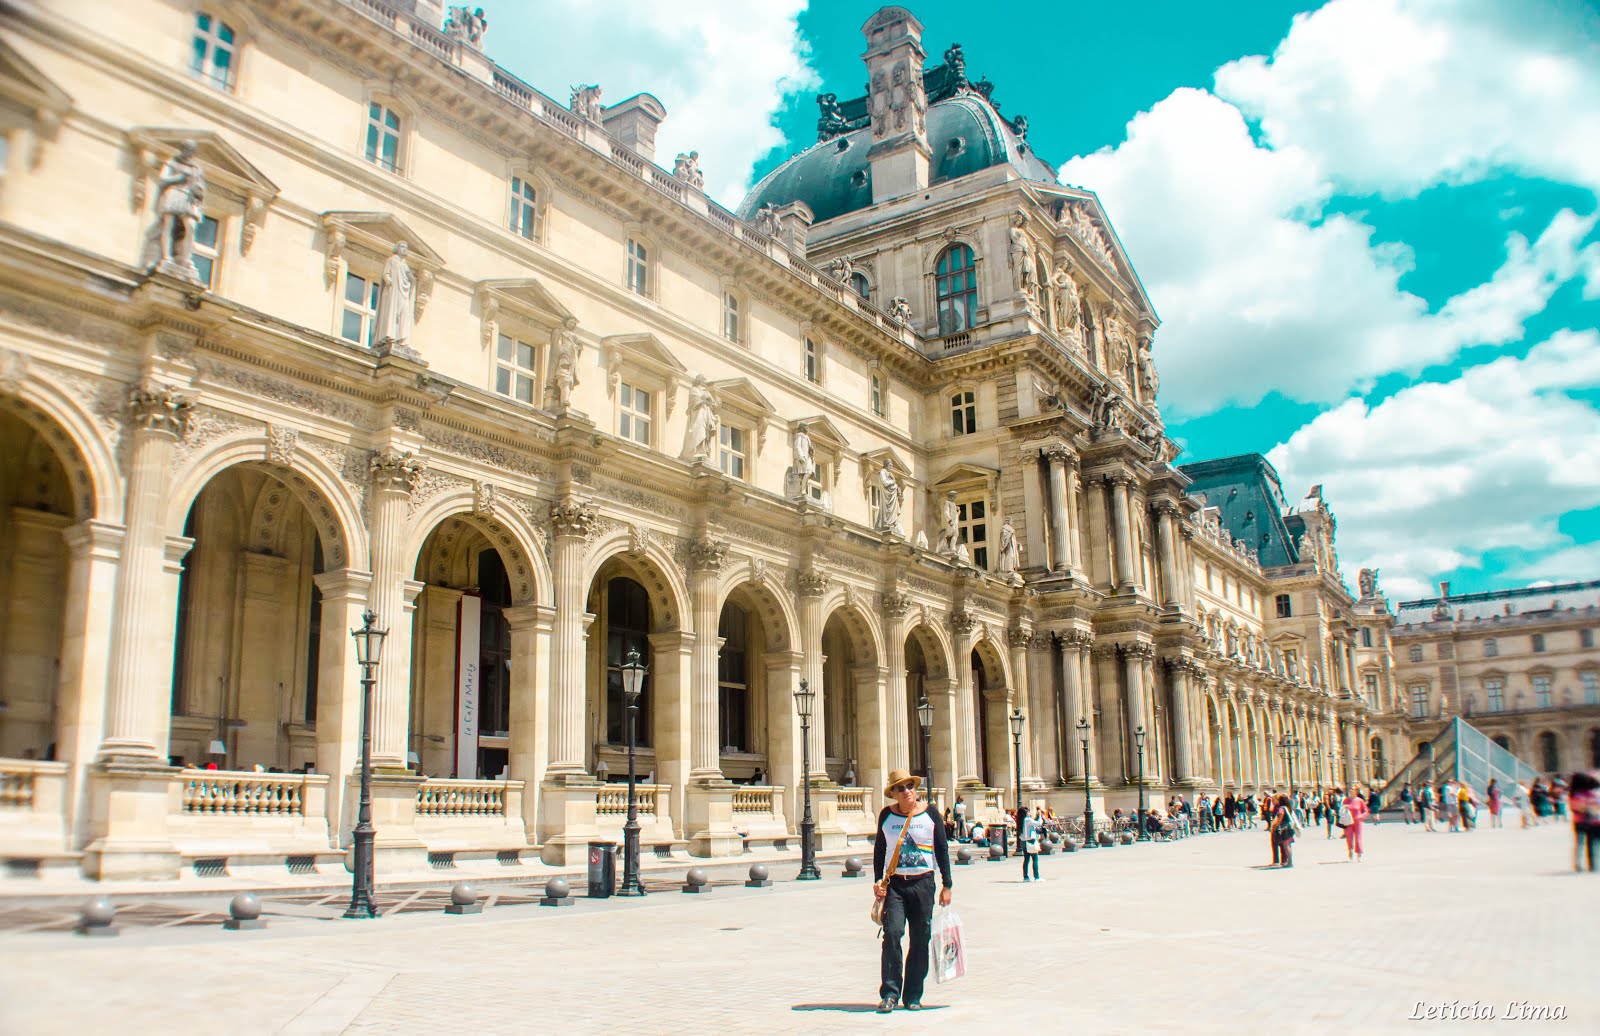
left=1045, top=446, right=1072, bottom=572
left=1167, top=660, right=1195, bottom=784
left=1343, top=718, right=1358, bottom=787
left=1056, top=631, right=1085, bottom=782
left=796, top=570, right=829, bottom=780
left=882, top=595, right=912, bottom=772
left=313, top=568, right=372, bottom=844
left=950, top=616, right=980, bottom=786
left=1008, top=627, right=1035, bottom=786
left=546, top=499, right=595, bottom=774
left=853, top=663, right=890, bottom=808
left=925, top=677, right=956, bottom=801
left=1110, top=474, right=1136, bottom=592
left=1155, top=501, right=1180, bottom=607
left=688, top=540, right=728, bottom=781
left=56, top=521, right=123, bottom=847
left=1093, top=645, right=1122, bottom=784
left=763, top=650, right=803, bottom=826
left=1122, top=643, right=1150, bottom=783
left=1027, top=632, right=1058, bottom=783
left=97, top=385, right=192, bottom=761
left=504, top=603, right=554, bottom=845
left=365, top=450, right=425, bottom=768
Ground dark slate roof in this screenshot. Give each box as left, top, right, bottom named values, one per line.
left=1395, top=579, right=1600, bottom=626
left=1178, top=454, right=1301, bottom=567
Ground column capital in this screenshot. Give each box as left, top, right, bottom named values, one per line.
left=127, top=382, right=194, bottom=439
left=1007, top=625, right=1032, bottom=649
left=502, top=603, right=557, bottom=632
left=796, top=569, right=829, bottom=597
left=1056, top=627, right=1094, bottom=650
left=314, top=567, right=375, bottom=601
left=549, top=498, right=597, bottom=538
left=62, top=518, right=126, bottom=560
left=369, top=449, right=427, bottom=494
left=1120, top=640, right=1155, bottom=661
left=1042, top=443, right=1076, bottom=466
left=882, top=590, right=914, bottom=616
left=947, top=606, right=977, bottom=637
left=688, top=538, right=729, bottom=572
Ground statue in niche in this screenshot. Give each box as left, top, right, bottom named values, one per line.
left=1103, top=313, right=1132, bottom=385
left=995, top=516, right=1021, bottom=579
left=570, top=84, right=603, bottom=122
left=936, top=490, right=961, bottom=556
left=874, top=460, right=902, bottom=534
left=890, top=296, right=913, bottom=327
left=681, top=375, right=719, bottom=462
left=372, top=241, right=417, bottom=353
left=785, top=421, right=815, bottom=501
left=1358, top=568, right=1379, bottom=599
left=545, top=321, right=580, bottom=409
left=1052, top=265, right=1080, bottom=337
left=1091, top=382, right=1125, bottom=433
left=672, top=151, right=704, bottom=190
left=816, top=92, right=848, bottom=142
left=1007, top=210, right=1033, bottom=297
left=1136, top=333, right=1159, bottom=404
left=143, top=139, right=207, bottom=280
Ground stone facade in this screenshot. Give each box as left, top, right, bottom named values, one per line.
left=0, top=0, right=1399, bottom=879
left=1392, top=580, right=1600, bottom=776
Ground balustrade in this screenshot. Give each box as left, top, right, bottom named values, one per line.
left=180, top=769, right=309, bottom=816
left=732, top=786, right=781, bottom=815
left=416, top=779, right=509, bottom=817
left=835, top=788, right=868, bottom=814
left=0, top=765, right=37, bottom=810
left=597, top=783, right=663, bottom=817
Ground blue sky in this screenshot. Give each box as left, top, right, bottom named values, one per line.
left=490, top=0, right=1600, bottom=601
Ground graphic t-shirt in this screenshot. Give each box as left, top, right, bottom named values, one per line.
left=880, top=807, right=938, bottom=877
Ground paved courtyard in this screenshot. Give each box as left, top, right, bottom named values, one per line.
left=0, top=818, right=1594, bottom=1035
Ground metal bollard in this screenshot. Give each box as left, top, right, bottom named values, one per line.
left=223, top=892, right=266, bottom=930
left=540, top=876, right=575, bottom=908
left=445, top=882, right=482, bottom=915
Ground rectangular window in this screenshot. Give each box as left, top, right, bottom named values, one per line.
left=494, top=333, right=538, bottom=405
left=1409, top=686, right=1429, bottom=719
left=804, top=338, right=819, bottom=383
left=722, top=293, right=740, bottom=342
left=870, top=374, right=885, bottom=417
left=626, top=238, right=649, bottom=295
left=1437, top=641, right=1454, bottom=660
left=1360, top=627, right=1373, bottom=648
left=1534, top=674, right=1552, bottom=708
left=509, top=176, right=537, bottom=238
left=1486, top=679, right=1504, bottom=712
left=1275, top=593, right=1291, bottom=618
left=617, top=382, right=651, bottom=446
left=1581, top=629, right=1594, bottom=649
left=1408, top=644, right=1424, bottom=663
left=1364, top=674, right=1378, bottom=699
left=339, top=272, right=380, bottom=347
left=957, top=497, right=989, bottom=569
left=807, top=460, right=827, bottom=505
left=950, top=390, right=976, bottom=436
left=365, top=102, right=401, bottom=172
left=191, top=214, right=222, bottom=289
left=1484, top=638, right=1498, bottom=657
left=1583, top=671, right=1598, bottom=705
left=189, top=13, right=236, bottom=90
left=1531, top=633, right=1546, bottom=654
left=718, top=424, right=747, bottom=481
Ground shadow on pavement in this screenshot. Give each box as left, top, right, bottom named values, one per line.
left=792, top=1003, right=950, bottom=1013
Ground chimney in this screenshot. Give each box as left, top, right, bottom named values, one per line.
left=860, top=7, right=930, bottom=205
left=602, top=93, right=667, bottom=162
left=1438, top=580, right=1450, bottom=598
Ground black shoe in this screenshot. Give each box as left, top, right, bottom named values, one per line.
left=905, top=1002, right=923, bottom=1011
left=877, top=998, right=897, bottom=1014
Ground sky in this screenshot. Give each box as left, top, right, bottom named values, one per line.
left=487, top=0, right=1600, bottom=603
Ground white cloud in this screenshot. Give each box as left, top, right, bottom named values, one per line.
left=488, top=0, right=817, bottom=205
left=1059, top=89, right=1600, bottom=413
left=1215, top=0, right=1600, bottom=199
left=1266, top=330, right=1600, bottom=600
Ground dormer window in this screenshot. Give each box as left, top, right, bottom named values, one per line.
left=189, top=13, right=237, bottom=91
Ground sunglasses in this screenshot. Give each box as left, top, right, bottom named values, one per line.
left=892, top=783, right=917, bottom=793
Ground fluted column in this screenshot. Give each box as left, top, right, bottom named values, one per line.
left=1008, top=627, right=1034, bottom=783
left=1093, top=645, right=1122, bottom=783
left=1155, top=501, right=1180, bottom=607
left=546, top=499, right=595, bottom=774
left=1167, top=659, right=1195, bottom=783
left=1122, top=642, right=1151, bottom=783
left=950, top=615, right=979, bottom=785
left=98, top=384, right=193, bottom=761
left=1058, top=630, right=1089, bottom=782
left=883, top=594, right=912, bottom=771
left=1110, top=474, right=1136, bottom=592
left=1045, top=446, right=1072, bottom=572
left=364, top=450, right=425, bottom=767
left=797, top=570, right=828, bottom=780
left=688, top=539, right=727, bottom=780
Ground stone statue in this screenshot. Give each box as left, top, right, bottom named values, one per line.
left=829, top=255, right=854, bottom=284
left=1052, top=266, right=1080, bottom=336
left=890, top=296, right=913, bottom=327
left=1008, top=210, right=1032, bottom=296
left=144, top=139, right=207, bottom=280
left=1091, top=382, right=1124, bottom=432
left=936, top=490, right=961, bottom=556
left=570, top=84, right=603, bottom=122
left=816, top=92, right=848, bottom=142
left=874, top=460, right=902, bottom=534
left=672, top=151, right=704, bottom=190
left=1358, top=568, right=1379, bottom=599
left=1136, top=333, right=1159, bottom=403
left=444, top=6, right=488, bottom=48
left=546, top=322, right=580, bottom=409
left=914, top=530, right=929, bottom=550
left=944, top=43, right=967, bottom=90
left=1103, top=313, right=1132, bottom=384
left=995, top=516, right=1020, bottom=577
left=372, top=241, right=417, bottom=353
left=1011, top=114, right=1029, bottom=142
left=752, top=204, right=780, bottom=237
left=785, top=421, right=815, bottom=501
left=681, top=374, right=719, bottom=462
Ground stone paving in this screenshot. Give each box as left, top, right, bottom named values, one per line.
left=0, top=818, right=1595, bottom=1035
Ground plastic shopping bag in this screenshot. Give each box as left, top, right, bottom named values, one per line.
left=930, top=906, right=967, bottom=984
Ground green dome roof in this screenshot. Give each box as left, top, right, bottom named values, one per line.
left=738, top=95, right=1058, bottom=223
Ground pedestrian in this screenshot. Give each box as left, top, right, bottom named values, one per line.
left=1569, top=771, right=1600, bottom=873
left=872, top=768, right=953, bottom=1013
left=1420, top=782, right=1437, bottom=831
left=1487, top=778, right=1503, bottom=829
left=1326, top=789, right=1341, bottom=839
left=1458, top=783, right=1477, bottom=832
left=1224, top=793, right=1236, bottom=830
left=1530, top=779, right=1548, bottom=823
left=1442, top=778, right=1461, bottom=832
left=1399, top=784, right=1415, bottom=824
left=1212, top=794, right=1224, bottom=832
left=1018, top=805, right=1042, bottom=882
left=1272, top=793, right=1297, bottom=868
left=953, top=795, right=968, bottom=840
left=1342, top=785, right=1369, bottom=862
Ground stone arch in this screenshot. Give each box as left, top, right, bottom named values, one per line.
left=583, top=527, right=689, bottom=632
left=166, top=433, right=367, bottom=571
left=1536, top=729, right=1561, bottom=773
left=714, top=566, right=797, bottom=653
left=904, top=621, right=953, bottom=681
left=818, top=593, right=883, bottom=666
left=405, top=488, right=550, bottom=606
left=971, top=630, right=1012, bottom=690
left=0, top=374, right=121, bottom=524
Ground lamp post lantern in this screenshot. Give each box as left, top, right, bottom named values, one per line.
left=343, top=609, right=387, bottom=920
left=1077, top=718, right=1095, bottom=849
left=1134, top=724, right=1148, bottom=841
left=617, top=647, right=648, bottom=897
left=916, top=694, right=934, bottom=799
left=1279, top=734, right=1300, bottom=792
left=1008, top=708, right=1025, bottom=853
left=795, top=679, right=821, bottom=881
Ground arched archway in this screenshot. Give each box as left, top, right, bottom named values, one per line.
left=903, top=623, right=951, bottom=793
left=1537, top=730, right=1560, bottom=774
left=817, top=601, right=882, bottom=788
left=971, top=639, right=1009, bottom=793
left=712, top=577, right=796, bottom=783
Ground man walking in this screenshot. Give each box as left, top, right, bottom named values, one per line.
left=873, top=769, right=954, bottom=1013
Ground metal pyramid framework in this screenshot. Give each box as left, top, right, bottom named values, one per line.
left=1376, top=717, right=1542, bottom=807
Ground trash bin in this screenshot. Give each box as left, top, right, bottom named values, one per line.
left=995, top=826, right=1009, bottom=857
left=587, top=840, right=617, bottom=898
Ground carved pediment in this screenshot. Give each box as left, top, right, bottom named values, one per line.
left=321, top=211, right=443, bottom=269
left=791, top=414, right=850, bottom=455
left=603, top=333, right=686, bottom=411
left=476, top=278, right=573, bottom=346
left=931, top=461, right=996, bottom=489
left=128, top=129, right=279, bottom=253
left=860, top=446, right=912, bottom=479
left=0, top=37, right=71, bottom=128
left=709, top=377, right=776, bottom=451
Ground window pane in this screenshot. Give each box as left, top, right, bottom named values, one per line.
left=340, top=310, right=364, bottom=342
left=495, top=367, right=511, bottom=395
left=211, top=47, right=232, bottom=85
left=635, top=391, right=650, bottom=416
left=192, top=254, right=214, bottom=288
left=497, top=333, right=514, bottom=361
left=345, top=273, right=369, bottom=305
left=516, top=342, right=534, bottom=369
left=381, top=133, right=398, bottom=169
left=193, top=215, right=219, bottom=249
left=384, top=108, right=400, bottom=131
left=365, top=123, right=380, bottom=161
left=190, top=35, right=208, bottom=74
left=515, top=374, right=534, bottom=403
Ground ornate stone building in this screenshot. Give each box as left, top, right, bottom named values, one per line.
left=1392, top=580, right=1600, bottom=776
left=0, top=0, right=1391, bottom=880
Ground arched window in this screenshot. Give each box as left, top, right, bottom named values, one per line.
left=850, top=271, right=870, bottom=300
left=717, top=606, right=749, bottom=752
left=605, top=578, right=652, bottom=747
left=1538, top=731, right=1559, bottom=773
left=934, top=244, right=978, bottom=335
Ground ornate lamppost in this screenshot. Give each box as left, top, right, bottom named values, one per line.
left=343, top=610, right=387, bottom=920
left=1279, top=734, right=1300, bottom=792
left=1134, top=724, right=1149, bottom=841
left=795, top=678, right=821, bottom=881
left=617, top=647, right=648, bottom=897
left=916, top=693, right=934, bottom=796
left=1077, top=718, right=1095, bottom=849
left=1009, top=708, right=1025, bottom=850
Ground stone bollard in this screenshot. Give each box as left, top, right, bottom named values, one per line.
left=956, top=846, right=974, bottom=866
left=1039, top=838, right=1055, bottom=856
left=1097, top=832, right=1114, bottom=847
left=1119, top=831, right=1135, bottom=846
left=445, top=882, right=482, bottom=915
left=1062, top=838, right=1079, bottom=853
left=540, top=876, right=575, bottom=908
left=682, top=867, right=711, bottom=894
left=987, top=841, right=1005, bottom=861
left=77, top=896, right=117, bottom=938
left=745, top=863, right=772, bottom=888
left=841, top=856, right=864, bottom=878
left=223, top=892, right=266, bottom=931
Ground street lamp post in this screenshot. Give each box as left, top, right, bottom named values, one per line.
left=1279, top=734, right=1300, bottom=792
left=1134, top=725, right=1148, bottom=841
left=795, top=678, right=821, bottom=881
left=343, top=609, right=387, bottom=920
left=617, top=647, right=648, bottom=897
left=1077, top=718, right=1096, bottom=849
left=1009, top=708, right=1025, bottom=855
left=916, top=694, right=934, bottom=798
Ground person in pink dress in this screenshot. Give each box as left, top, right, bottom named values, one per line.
left=1342, top=785, right=1370, bottom=862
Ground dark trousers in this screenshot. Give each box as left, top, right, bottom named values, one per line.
left=1021, top=851, right=1039, bottom=880
left=1278, top=835, right=1294, bottom=867
left=880, top=872, right=935, bottom=1004
left=1579, top=825, right=1599, bottom=871
left=1270, top=835, right=1281, bottom=866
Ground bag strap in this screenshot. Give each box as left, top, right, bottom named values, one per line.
left=881, top=808, right=915, bottom=883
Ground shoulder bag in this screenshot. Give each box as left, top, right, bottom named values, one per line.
left=871, top=810, right=914, bottom=926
